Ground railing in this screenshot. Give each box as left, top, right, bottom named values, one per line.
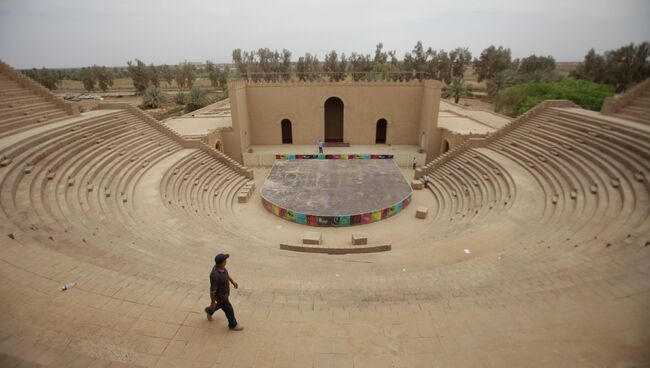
left=0, top=59, right=79, bottom=116
left=96, top=103, right=253, bottom=179
left=415, top=99, right=578, bottom=179
left=229, top=78, right=434, bottom=88
left=601, top=77, right=650, bottom=115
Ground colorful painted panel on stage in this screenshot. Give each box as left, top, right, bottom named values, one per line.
left=261, top=192, right=412, bottom=227
left=275, top=154, right=394, bottom=160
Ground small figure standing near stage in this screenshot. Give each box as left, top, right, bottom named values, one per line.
left=422, top=174, right=429, bottom=188
left=412, top=157, right=417, bottom=170
left=318, top=139, right=324, bottom=154
left=205, top=253, right=244, bottom=331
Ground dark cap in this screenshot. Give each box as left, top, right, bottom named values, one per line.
left=214, top=253, right=229, bottom=265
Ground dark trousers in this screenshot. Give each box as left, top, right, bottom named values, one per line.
left=207, top=298, right=238, bottom=328
left=318, top=146, right=323, bottom=153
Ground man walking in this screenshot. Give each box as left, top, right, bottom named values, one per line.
left=412, top=157, right=417, bottom=170
left=318, top=139, right=324, bottom=154
left=204, top=253, right=244, bottom=331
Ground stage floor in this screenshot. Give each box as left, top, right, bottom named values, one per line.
left=261, top=159, right=412, bottom=224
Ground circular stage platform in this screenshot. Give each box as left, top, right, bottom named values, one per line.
left=261, top=156, right=412, bottom=227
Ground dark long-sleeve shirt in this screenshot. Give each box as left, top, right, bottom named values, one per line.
left=210, top=266, right=230, bottom=302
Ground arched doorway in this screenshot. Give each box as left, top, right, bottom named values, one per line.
left=281, top=119, right=292, bottom=144
left=324, top=97, right=344, bottom=142
left=442, top=139, right=450, bottom=153
left=375, top=119, right=387, bottom=144
left=215, top=141, right=222, bottom=151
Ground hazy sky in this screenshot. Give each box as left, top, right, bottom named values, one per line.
left=0, top=0, right=648, bottom=69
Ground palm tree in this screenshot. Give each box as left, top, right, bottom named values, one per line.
left=443, top=77, right=472, bottom=104
left=487, top=69, right=515, bottom=99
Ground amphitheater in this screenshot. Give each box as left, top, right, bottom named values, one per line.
left=0, top=58, right=649, bottom=368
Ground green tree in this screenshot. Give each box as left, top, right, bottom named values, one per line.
left=324, top=50, right=347, bottom=82
left=372, top=62, right=400, bottom=81
left=185, top=87, right=209, bottom=113
left=296, top=56, right=308, bottom=81
left=487, top=69, right=515, bottom=99
left=570, top=49, right=606, bottom=84
left=174, top=66, right=186, bottom=90
left=25, top=67, right=60, bottom=91
left=348, top=53, right=372, bottom=81
left=403, top=41, right=428, bottom=80
left=232, top=49, right=248, bottom=80
left=220, top=66, right=230, bottom=86
left=142, top=86, right=166, bottom=109
left=80, top=67, right=95, bottom=91
left=449, top=47, right=472, bottom=80
left=518, top=55, right=555, bottom=75
left=373, top=43, right=388, bottom=65
left=174, top=91, right=187, bottom=105
left=92, top=65, right=114, bottom=92
left=473, top=46, right=513, bottom=82
left=205, top=61, right=221, bottom=89
left=572, top=43, right=650, bottom=92
left=425, top=49, right=452, bottom=83
left=296, top=53, right=320, bottom=82
left=127, top=59, right=150, bottom=93
left=149, top=64, right=160, bottom=88
left=182, top=62, right=196, bottom=89
left=442, top=77, right=472, bottom=104
left=161, top=64, right=174, bottom=87
left=281, top=49, right=292, bottom=81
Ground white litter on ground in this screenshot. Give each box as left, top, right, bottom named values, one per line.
left=59, top=282, right=76, bottom=291
left=463, top=249, right=471, bottom=254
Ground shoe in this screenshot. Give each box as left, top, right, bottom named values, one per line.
left=230, top=324, right=244, bottom=331
left=204, top=307, right=213, bottom=322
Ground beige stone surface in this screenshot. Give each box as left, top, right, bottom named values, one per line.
left=416, top=206, right=429, bottom=219
left=237, top=192, right=249, bottom=203
left=0, top=68, right=649, bottom=368
left=439, top=100, right=511, bottom=131
left=163, top=99, right=232, bottom=138
left=302, top=232, right=323, bottom=245
left=351, top=233, right=368, bottom=245
left=224, top=80, right=443, bottom=163
left=281, top=242, right=390, bottom=254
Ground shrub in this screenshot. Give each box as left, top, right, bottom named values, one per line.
left=495, top=78, right=614, bottom=116
left=141, top=86, right=166, bottom=109
left=184, top=87, right=210, bottom=113
left=174, top=91, right=187, bottom=105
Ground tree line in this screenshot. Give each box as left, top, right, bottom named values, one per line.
left=570, top=42, right=649, bottom=92
left=20, top=60, right=230, bottom=94
left=20, top=41, right=649, bottom=100
left=232, top=42, right=475, bottom=83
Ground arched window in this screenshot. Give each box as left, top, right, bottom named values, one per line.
left=281, top=119, right=292, bottom=144
left=375, top=119, right=387, bottom=144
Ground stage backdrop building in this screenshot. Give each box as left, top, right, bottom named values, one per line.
left=221, top=79, right=443, bottom=164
